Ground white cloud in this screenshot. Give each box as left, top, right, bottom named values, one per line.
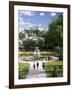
left=19, top=19, right=36, bottom=30
left=19, top=11, right=34, bottom=16
left=40, top=13, right=45, bottom=16
left=19, top=21, right=30, bottom=26
left=39, top=24, right=42, bottom=27
left=28, top=23, right=36, bottom=28
left=28, top=18, right=31, bottom=22
left=51, top=12, right=56, bottom=16
left=19, top=21, right=25, bottom=25
left=19, top=17, right=23, bottom=22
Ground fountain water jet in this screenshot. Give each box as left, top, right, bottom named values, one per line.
left=33, top=47, right=41, bottom=60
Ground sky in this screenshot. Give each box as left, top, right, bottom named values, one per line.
left=18, top=10, right=62, bottom=32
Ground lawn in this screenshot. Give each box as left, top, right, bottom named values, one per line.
left=19, top=51, right=33, bottom=56
left=19, top=51, right=56, bottom=57
left=19, top=63, right=30, bottom=79
left=44, top=61, right=63, bottom=77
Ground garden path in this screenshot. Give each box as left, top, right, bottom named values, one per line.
left=26, top=61, right=47, bottom=79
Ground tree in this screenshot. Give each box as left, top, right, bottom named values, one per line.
left=19, top=31, right=25, bottom=40
left=38, top=40, right=45, bottom=50
left=34, top=30, right=39, bottom=36
left=23, top=40, right=37, bottom=51
left=45, top=15, right=63, bottom=52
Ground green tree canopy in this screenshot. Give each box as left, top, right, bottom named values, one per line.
left=45, top=15, right=63, bottom=51
left=19, top=31, right=25, bottom=40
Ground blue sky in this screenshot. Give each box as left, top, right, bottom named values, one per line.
left=18, top=10, right=62, bottom=31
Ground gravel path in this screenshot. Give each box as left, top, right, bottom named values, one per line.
left=26, top=61, right=47, bottom=79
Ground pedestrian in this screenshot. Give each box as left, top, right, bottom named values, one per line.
left=42, top=62, right=45, bottom=69
left=33, top=62, right=35, bottom=70
left=37, top=62, right=39, bottom=69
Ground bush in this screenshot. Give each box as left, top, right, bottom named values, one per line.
left=19, top=63, right=30, bottom=79
left=44, top=61, right=63, bottom=77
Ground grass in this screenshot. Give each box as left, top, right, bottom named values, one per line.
left=19, top=51, right=33, bottom=56
left=19, top=51, right=56, bottom=57
left=19, top=63, right=30, bottom=79
left=44, top=61, right=63, bottom=77
left=40, top=51, right=56, bottom=56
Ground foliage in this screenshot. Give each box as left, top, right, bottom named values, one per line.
left=19, top=63, right=30, bottom=79
left=33, top=29, right=40, bottom=36
left=38, top=40, right=45, bottom=49
left=23, top=39, right=37, bottom=51
left=44, top=61, right=63, bottom=77
left=45, top=15, right=63, bottom=52
left=19, top=31, right=25, bottom=40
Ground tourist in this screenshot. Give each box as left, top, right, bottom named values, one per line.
left=37, top=62, right=39, bottom=69
left=42, top=62, right=45, bottom=69
left=33, top=62, right=35, bottom=69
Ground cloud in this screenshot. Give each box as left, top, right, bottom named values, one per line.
left=19, top=16, right=32, bottom=27
left=19, top=21, right=30, bottom=26
left=51, top=12, right=56, bottom=16
left=19, top=11, right=34, bottom=16
left=40, top=13, right=45, bottom=16
left=19, top=17, right=23, bottom=22
left=19, top=19, right=36, bottom=30
left=28, top=23, right=36, bottom=28
left=39, top=24, right=42, bottom=27
left=28, top=18, right=31, bottom=22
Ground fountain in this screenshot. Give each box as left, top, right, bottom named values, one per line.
left=33, top=47, right=41, bottom=60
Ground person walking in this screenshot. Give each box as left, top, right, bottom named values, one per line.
left=42, top=62, right=45, bottom=69
left=33, top=62, right=35, bottom=70
left=37, top=62, right=39, bottom=69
